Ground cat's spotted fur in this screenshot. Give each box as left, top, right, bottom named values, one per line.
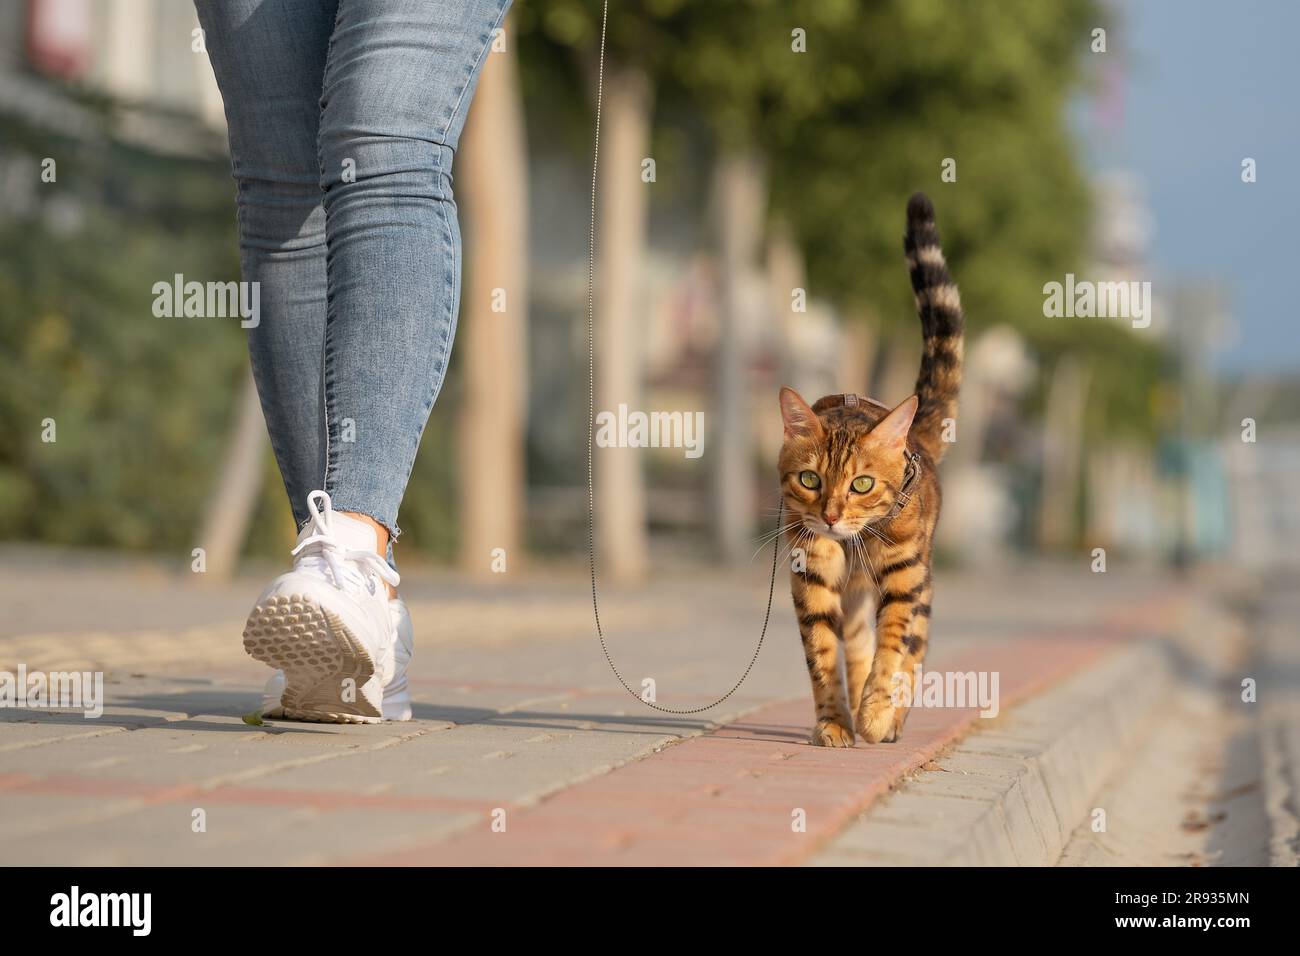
left=779, top=193, right=963, bottom=746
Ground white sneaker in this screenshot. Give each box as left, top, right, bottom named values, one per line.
left=261, top=596, right=414, bottom=721
left=243, top=490, right=399, bottom=724
left=382, top=596, right=414, bottom=720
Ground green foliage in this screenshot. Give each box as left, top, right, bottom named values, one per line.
left=1, top=92, right=463, bottom=561
left=0, top=100, right=247, bottom=548
left=759, top=2, right=1099, bottom=343
left=0, top=197, right=248, bottom=551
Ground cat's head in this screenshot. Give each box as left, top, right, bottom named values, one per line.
left=777, top=387, right=918, bottom=541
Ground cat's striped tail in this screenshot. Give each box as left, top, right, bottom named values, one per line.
left=904, top=192, right=963, bottom=464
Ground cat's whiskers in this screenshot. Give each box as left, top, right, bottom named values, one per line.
left=755, top=514, right=801, bottom=538
left=778, top=526, right=814, bottom=571
left=855, top=532, right=883, bottom=595
left=751, top=518, right=803, bottom=560
left=862, top=521, right=896, bottom=548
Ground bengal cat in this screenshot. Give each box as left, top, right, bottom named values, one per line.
left=778, top=192, right=963, bottom=746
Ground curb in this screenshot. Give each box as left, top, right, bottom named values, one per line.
left=810, top=635, right=1181, bottom=866
left=1257, top=596, right=1300, bottom=867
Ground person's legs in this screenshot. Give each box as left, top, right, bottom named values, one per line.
left=315, top=0, right=510, bottom=544
left=193, top=0, right=337, bottom=530
left=198, top=0, right=509, bottom=722
left=198, top=0, right=395, bottom=721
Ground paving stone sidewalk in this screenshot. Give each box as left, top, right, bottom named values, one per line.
left=0, top=554, right=1188, bottom=865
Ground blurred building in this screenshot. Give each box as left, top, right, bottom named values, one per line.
left=18, top=0, right=222, bottom=120
left=1, top=0, right=224, bottom=157
left=1227, top=430, right=1300, bottom=569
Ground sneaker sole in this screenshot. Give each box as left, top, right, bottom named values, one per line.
left=242, top=593, right=383, bottom=724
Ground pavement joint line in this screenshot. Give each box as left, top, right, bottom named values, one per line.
left=494, top=692, right=580, bottom=715
left=0, top=772, right=514, bottom=816
left=0, top=725, right=129, bottom=753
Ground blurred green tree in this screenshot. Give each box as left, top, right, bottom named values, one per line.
left=0, top=112, right=246, bottom=554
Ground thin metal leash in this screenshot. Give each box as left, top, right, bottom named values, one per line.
left=585, top=0, right=781, bottom=714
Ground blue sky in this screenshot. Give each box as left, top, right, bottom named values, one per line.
left=1085, top=0, right=1299, bottom=374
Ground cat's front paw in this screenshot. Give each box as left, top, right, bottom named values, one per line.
left=810, top=719, right=855, bottom=747
left=856, top=694, right=904, bottom=743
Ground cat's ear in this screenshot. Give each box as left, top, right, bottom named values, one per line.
left=870, top=394, right=918, bottom=453
left=779, top=386, right=822, bottom=440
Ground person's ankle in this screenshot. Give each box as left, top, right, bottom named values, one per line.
left=338, top=511, right=388, bottom=553
left=332, top=512, right=397, bottom=595
left=337, top=511, right=398, bottom=598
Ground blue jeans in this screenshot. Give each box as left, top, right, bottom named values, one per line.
left=195, top=0, right=510, bottom=549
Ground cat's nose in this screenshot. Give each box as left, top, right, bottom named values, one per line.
left=822, top=510, right=840, bottom=527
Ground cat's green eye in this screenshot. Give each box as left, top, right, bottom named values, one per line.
left=851, top=475, right=875, bottom=494
left=798, top=470, right=821, bottom=490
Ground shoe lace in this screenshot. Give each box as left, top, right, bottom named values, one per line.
left=291, top=491, right=401, bottom=597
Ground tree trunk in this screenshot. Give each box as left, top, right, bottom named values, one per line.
left=877, top=336, right=921, bottom=409
left=196, top=370, right=265, bottom=581
left=457, top=20, right=528, bottom=576
left=593, top=65, right=652, bottom=582
left=838, top=317, right=876, bottom=396
left=1039, top=357, right=1092, bottom=550
left=711, top=149, right=766, bottom=564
